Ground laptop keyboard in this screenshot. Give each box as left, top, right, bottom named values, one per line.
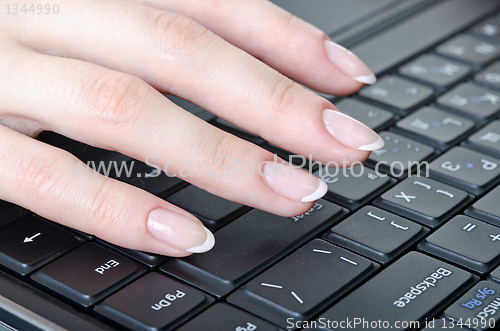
left=4, top=3, right=500, bottom=331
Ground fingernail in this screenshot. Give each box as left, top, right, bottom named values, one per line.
left=324, top=40, right=376, bottom=84
left=147, top=208, right=215, bottom=253
left=323, top=108, right=384, bottom=151
left=262, top=162, right=328, bottom=202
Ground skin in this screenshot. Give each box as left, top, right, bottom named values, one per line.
left=0, top=0, right=373, bottom=256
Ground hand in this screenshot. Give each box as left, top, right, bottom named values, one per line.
left=0, top=0, right=382, bottom=256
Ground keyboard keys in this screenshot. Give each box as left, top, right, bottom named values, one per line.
left=476, top=61, right=500, bottom=91
left=316, top=252, right=477, bottom=330
left=0, top=215, right=84, bottom=276
left=334, top=98, right=395, bottom=131
left=399, top=54, right=472, bottom=89
left=437, top=83, right=500, bottom=124
left=31, top=243, right=146, bottom=307
left=374, top=177, right=471, bottom=228
left=436, top=35, right=500, bottom=67
left=164, top=94, right=215, bottom=122
left=111, top=160, right=185, bottom=196
left=429, top=147, right=500, bottom=195
left=366, top=131, right=435, bottom=177
left=324, top=206, right=429, bottom=264
left=95, top=272, right=213, bottom=331
left=166, top=185, right=249, bottom=231
left=465, top=185, right=500, bottom=227
left=359, top=76, right=434, bottom=115
left=395, top=107, right=475, bottom=151
left=472, top=15, right=500, bottom=42
left=443, top=280, right=500, bottom=330
left=176, top=303, right=285, bottom=331
left=228, top=239, right=378, bottom=328
left=37, top=131, right=117, bottom=163
left=315, top=165, right=395, bottom=210
left=418, top=215, right=500, bottom=274
left=99, top=240, right=169, bottom=268
left=160, top=200, right=346, bottom=298
left=350, top=0, right=500, bottom=75
left=466, top=120, right=500, bottom=158
left=0, top=200, right=30, bottom=229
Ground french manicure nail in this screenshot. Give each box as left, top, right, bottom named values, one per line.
left=147, top=208, right=215, bottom=253
left=324, top=40, right=376, bottom=84
left=262, top=162, right=328, bottom=202
left=322, top=108, right=384, bottom=151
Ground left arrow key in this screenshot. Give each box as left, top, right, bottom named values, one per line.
left=23, top=232, right=41, bottom=243
left=0, top=215, right=84, bottom=276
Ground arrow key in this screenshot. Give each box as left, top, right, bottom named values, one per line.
left=0, top=214, right=84, bottom=276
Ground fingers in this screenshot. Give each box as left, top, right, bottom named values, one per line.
left=0, top=46, right=328, bottom=217
left=6, top=0, right=382, bottom=165
left=139, top=0, right=376, bottom=95
left=0, top=125, right=214, bottom=257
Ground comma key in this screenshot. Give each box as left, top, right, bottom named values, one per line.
left=315, top=252, right=477, bottom=331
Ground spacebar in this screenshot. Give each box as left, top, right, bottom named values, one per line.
left=351, top=0, right=500, bottom=76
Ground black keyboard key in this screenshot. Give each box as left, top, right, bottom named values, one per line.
left=31, top=243, right=146, bottom=308
left=399, top=54, right=472, bottom=89
left=0, top=215, right=84, bottom=276
left=488, top=263, right=500, bottom=283
left=475, top=61, right=500, bottom=91
left=395, top=106, right=475, bottom=151
left=335, top=98, right=395, bottom=131
left=429, top=147, right=500, bottom=195
left=37, top=131, right=117, bottom=163
left=366, top=131, right=435, bottom=177
left=111, top=160, right=185, bottom=196
left=436, top=35, right=500, bottom=67
left=0, top=270, right=114, bottom=331
left=164, top=94, right=215, bottom=122
left=437, top=83, right=500, bottom=124
left=99, top=240, right=169, bottom=268
left=166, top=185, right=248, bottom=231
left=228, top=239, right=378, bottom=328
left=466, top=120, right=500, bottom=158
left=374, top=177, right=471, bottom=228
left=359, top=76, right=434, bottom=115
left=443, top=280, right=500, bottom=330
left=472, top=15, right=500, bottom=42
left=95, top=272, right=213, bottom=331
left=0, top=200, right=30, bottom=229
left=160, top=200, right=346, bottom=297
left=466, top=185, right=500, bottom=227
left=316, top=252, right=477, bottom=330
left=176, top=303, right=285, bottom=331
left=324, top=206, right=429, bottom=264
left=315, top=165, right=395, bottom=210
left=418, top=215, right=500, bottom=274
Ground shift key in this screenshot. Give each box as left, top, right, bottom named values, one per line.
left=316, top=252, right=477, bottom=330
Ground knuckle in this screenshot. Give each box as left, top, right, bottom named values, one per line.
left=147, top=11, right=210, bottom=58
left=16, top=152, right=68, bottom=201
left=84, top=72, right=148, bottom=129
left=266, top=75, right=303, bottom=115
left=83, top=182, right=124, bottom=234
left=205, top=133, right=240, bottom=177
